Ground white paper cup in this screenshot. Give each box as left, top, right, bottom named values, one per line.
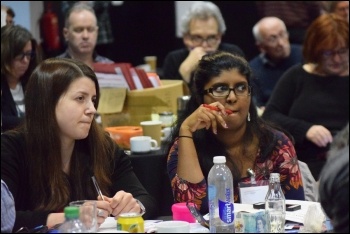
left=156, top=220, right=190, bottom=233
left=140, top=120, right=162, bottom=145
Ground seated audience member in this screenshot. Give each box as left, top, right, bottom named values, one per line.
left=262, top=13, right=349, bottom=180
left=328, top=1, right=349, bottom=22
left=5, top=6, right=15, bottom=25
left=57, top=2, right=113, bottom=68
left=161, top=1, right=244, bottom=91
left=1, top=58, right=158, bottom=231
left=166, top=51, right=305, bottom=214
left=1, top=24, right=42, bottom=132
left=249, top=17, right=302, bottom=111
left=255, top=1, right=322, bottom=45
left=319, top=123, right=349, bottom=233
left=61, top=1, right=115, bottom=60
left=1, top=179, right=15, bottom=233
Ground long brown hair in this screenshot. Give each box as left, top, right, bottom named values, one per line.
left=24, top=57, right=114, bottom=211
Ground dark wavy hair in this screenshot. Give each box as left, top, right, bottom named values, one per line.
left=165, top=51, right=293, bottom=184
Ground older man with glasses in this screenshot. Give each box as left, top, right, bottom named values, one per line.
left=249, top=17, right=303, bottom=114
left=161, top=1, right=244, bottom=93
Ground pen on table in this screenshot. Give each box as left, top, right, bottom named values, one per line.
left=203, top=104, right=233, bottom=115
left=91, top=176, right=105, bottom=201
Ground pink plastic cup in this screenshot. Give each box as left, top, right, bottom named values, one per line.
left=171, top=202, right=196, bottom=223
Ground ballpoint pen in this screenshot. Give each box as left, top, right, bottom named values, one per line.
left=91, top=176, right=105, bottom=201
left=203, top=104, right=233, bottom=115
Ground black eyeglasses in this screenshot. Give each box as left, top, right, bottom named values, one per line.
left=204, top=84, right=251, bottom=98
left=14, top=51, right=35, bottom=61
left=190, top=35, right=219, bottom=46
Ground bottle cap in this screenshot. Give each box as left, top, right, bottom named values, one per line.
left=213, top=156, right=226, bottom=163
left=64, top=206, right=80, bottom=219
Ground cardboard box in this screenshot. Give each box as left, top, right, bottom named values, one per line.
left=98, top=80, right=184, bottom=127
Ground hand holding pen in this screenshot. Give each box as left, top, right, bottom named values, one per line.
left=91, top=176, right=142, bottom=218
left=203, top=104, right=233, bottom=114
left=92, top=176, right=105, bottom=201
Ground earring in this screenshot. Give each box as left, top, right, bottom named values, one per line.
left=247, top=112, right=251, bottom=122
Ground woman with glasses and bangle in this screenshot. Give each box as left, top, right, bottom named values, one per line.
left=1, top=24, right=42, bottom=132
left=161, top=1, right=244, bottom=93
left=165, top=51, right=305, bottom=214
left=262, top=13, right=349, bottom=180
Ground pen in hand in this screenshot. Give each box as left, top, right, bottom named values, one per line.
left=203, top=104, right=233, bottom=114
left=92, top=176, right=105, bottom=201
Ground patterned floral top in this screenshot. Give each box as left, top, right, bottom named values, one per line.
left=167, top=130, right=305, bottom=213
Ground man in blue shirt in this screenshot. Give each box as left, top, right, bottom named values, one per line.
left=249, top=17, right=302, bottom=114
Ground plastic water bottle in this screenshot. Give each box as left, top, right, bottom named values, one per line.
left=265, top=173, right=286, bottom=233
left=208, top=156, right=235, bottom=233
left=58, top=206, right=87, bottom=233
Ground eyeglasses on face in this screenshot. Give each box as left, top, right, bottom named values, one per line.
left=14, top=51, right=35, bottom=61
left=189, top=34, right=219, bottom=46
left=264, top=31, right=289, bottom=45
left=204, top=84, right=251, bottom=98
left=322, top=47, right=349, bottom=58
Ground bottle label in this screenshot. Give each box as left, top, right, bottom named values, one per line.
left=218, top=199, right=234, bottom=224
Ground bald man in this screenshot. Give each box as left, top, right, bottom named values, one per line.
left=249, top=17, right=302, bottom=112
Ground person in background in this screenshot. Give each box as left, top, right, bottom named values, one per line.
left=1, top=24, right=42, bottom=132
left=5, top=6, right=15, bottom=25
left=161, top=1, right=244, bottom=92
left=166, top=51, right=305, bottom=214
left=57, top=2, right=113, bottom=68
left=1, top=179, right=15, bottom=233
left=61, top=1, right=115, bottom=60
left=319, top=123, right=349, bottom=233
left=328, top=1, right=349, bottom=21
left=1, top=58, right=158, bottom=231
left=262, top=13, right=349, bottom=180
left=249, top=17, right=302, bottom=114
left=255, top=1, right=323, bottom=45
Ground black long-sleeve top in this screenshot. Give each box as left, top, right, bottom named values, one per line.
left=1, top=131, right=158, bottom=231
left=262, top=64, right=349, bottom=178
left=1, top=77, right=25, bottom=132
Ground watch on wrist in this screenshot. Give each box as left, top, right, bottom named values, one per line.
left=135, top=199, right=146, bottom=216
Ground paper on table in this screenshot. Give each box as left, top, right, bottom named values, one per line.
left=239, top=184, right=269, bottom=204
left=285, top=200, right=322, bottom=224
